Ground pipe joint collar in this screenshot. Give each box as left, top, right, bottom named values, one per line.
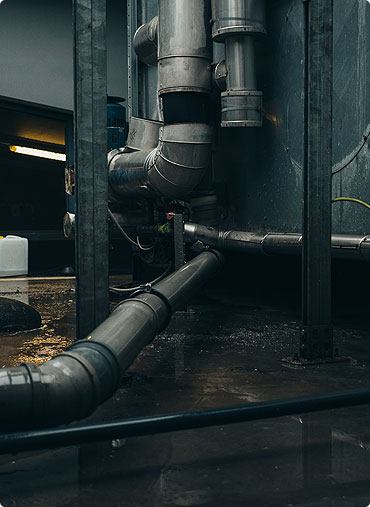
left=221, top=90, right=263, bottom=128
left=69, top=340, right=122, bottom=395
left=129, top=288, right=173, bottom=332
left=22, top=363, right=47, bottom=427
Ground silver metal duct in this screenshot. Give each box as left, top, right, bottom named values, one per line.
left=158, top=0, right=212, bottom=95
left=126, top=117, right=163, bottom=151
left=184, top=223, right=370, bottom=262
left=211, top=0, right=266, bottom=40
left=133, top=16, right=158, bottom=67
left=108, top=0, right=213, bottom=200
left=0, top=250, right=223, bottom=431
left=108, top=123, right=213, bottom=200
left=211, top=0, right=266, bottom=127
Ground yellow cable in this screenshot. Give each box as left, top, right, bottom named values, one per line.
left=332, top=197, right=370, bottom=211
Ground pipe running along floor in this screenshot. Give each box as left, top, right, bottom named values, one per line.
left=1, top=276, right=370, bottom=506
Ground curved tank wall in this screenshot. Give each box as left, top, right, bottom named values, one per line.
left=213, top=0, right=370, bottom=235
left=132, top=0, right=370, bottom=235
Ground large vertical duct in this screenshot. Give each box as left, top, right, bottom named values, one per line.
left=158, top=0, right=212, bottom=96
left=108, top=0, right=213, bottom=200
left=211, top=0, right=266, bottom=127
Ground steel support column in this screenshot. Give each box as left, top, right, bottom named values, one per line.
left=301, top=0, right=334, bottom=360
left=73, top=0, right=109, bottom=339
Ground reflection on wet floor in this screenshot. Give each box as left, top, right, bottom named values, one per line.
left=0, top=277, right=76, bottom=366
left=1, top=277, right=370, bottom=506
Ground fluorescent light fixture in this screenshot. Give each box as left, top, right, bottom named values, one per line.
left=9, top=145, right=66, bottom=162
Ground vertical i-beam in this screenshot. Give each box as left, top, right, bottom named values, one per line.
left=73, top=0, right=109, bottom=339
left=301, top=0, right=334, bottom=360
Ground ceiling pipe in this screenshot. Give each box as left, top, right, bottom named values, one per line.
left=109, top=0, right=213, bottom=201
left=0, top=250, right=223, bottom=432
left=184, top=223, right=370, bottom=262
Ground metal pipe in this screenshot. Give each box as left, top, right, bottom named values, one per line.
left=109, top=123, right=213, bottom=200
left=211, top=0, right=265, bottom=127
left=2, top=386, right=370, bottom=455
left=133, top=16, right=158, bottom=67
left=158, top=0, right=212, bottom=96
left=0, top=251, right=223, bottom=432
left=225, top=36, right=256, bottom=90
left=110, top=0, right=213, bottom=200
left=184, top=223, right=370, bottom=262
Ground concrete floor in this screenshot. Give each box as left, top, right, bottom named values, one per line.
left=1, top=277, right=370, bottom=506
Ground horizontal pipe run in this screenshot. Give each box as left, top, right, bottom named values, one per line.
left=1, top=387, right=370, bottom=454
left=184, top=223, right=370, bottom=261
left=0, top=251, right=223, bottom=431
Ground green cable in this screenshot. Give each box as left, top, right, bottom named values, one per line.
left=332, top=197, right=370, bottom=211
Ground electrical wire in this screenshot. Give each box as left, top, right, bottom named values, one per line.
left=136, top=235, right=154, bottom=251
left=332, top=197, right=370, bottom=211
left=110, top=268, right=171, bottom=294
left=108, top=208, right=154, bottom=250
left=332, top=129, right=370, bottom=176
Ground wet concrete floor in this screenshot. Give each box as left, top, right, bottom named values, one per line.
left=1, top=277, right=370, bottom=506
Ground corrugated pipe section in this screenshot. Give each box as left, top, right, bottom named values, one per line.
left=108, top=0, right=213, bottom=200
left=0, top=251, right=223, bottom=431
left=184, top=223, right=370, bottom=262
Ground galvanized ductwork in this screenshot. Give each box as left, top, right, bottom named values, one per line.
left=108, top=0, right=213, bottom=201
left=158, top=0, right=212, bottom=96
left=108, top=123, right=213, bottom=200
left=211, top=0, right=266, bottom=127
left=184, top=223, right=370, bottom=262
left=133, top=16, right=158, bottom=67
left=0, top=250, right=223, bottom=431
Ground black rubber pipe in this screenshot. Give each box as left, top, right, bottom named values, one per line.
left=1, top=387, right=370, bottom=455
left=0, top=250, right=223, bottom=432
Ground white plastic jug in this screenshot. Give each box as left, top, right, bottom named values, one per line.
left=0, top=235, right=28, bottom=277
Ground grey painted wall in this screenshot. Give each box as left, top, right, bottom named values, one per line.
left=0, top=0, right=127, bottom=111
